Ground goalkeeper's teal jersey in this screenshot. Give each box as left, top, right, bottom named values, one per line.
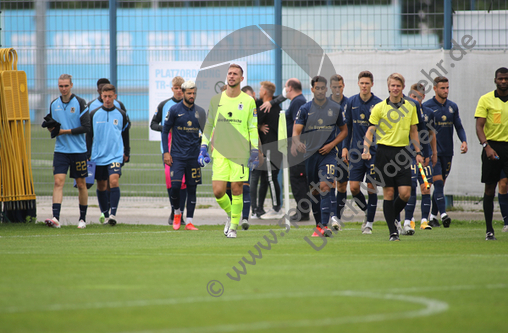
left=202, top=91, right=258, bottom=163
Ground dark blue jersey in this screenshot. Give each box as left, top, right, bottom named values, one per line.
left=329, top=95, right=348, bottom=149
left=49, top=94, right=90, bottom=154
left=285, top=94, right=307, bottom=138
left=404, top=95, right=431, bottom=158
left=344, top=93, right=382, bottom=155
left=295, top=98, right=345, bottom=158
left=162, top=101, right=206, bottom=159
left=150, top=96, right=180, bottom=153
left=423, top=97, right=467, bottom=157
left=88, top=106, right=130, bottom=166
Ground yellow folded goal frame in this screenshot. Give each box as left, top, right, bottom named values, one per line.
left=0, top=48, right=36, bottom=215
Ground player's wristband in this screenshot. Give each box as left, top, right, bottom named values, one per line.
left=416, top=151, right=423, bottom=157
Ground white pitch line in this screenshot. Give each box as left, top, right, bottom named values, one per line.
left=120, top=291, right=449, bottom=333
left=3, top=283, right=505, bottom=316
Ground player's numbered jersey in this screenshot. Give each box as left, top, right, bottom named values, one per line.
left=295, top=98, right=345, bottom=158
left=205, top=91, right=258, bottom=162
left=90, top=106, right=130, bottom=165
left=49, top=94, right=88, bottom=154
left=344, top=93, right=382, bottom=154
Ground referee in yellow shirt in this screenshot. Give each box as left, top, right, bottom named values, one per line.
left=475, top=67, right=508, bottom=241
left=362, top=73, right=424, bottom=241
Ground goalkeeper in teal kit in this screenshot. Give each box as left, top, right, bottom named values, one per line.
left=199, top=64, right=259, bottom=238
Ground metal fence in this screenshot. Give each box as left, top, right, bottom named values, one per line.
left=2, top=0, right=508, bottom=201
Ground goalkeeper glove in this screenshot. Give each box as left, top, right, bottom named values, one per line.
left=198, top=145, right=210, bottom=167
left=248, top=149, right=259, bottom=170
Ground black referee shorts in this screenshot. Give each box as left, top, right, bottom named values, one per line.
left=375, top=144, right=413, bottom=188
left=481, top=141, right=508, bottom=184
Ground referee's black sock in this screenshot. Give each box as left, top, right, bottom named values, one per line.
left=393, top=196, right=408, bottom=217
left=383, top=199, right=396, bottom=235
left=483, top=194, right=495, bottom=233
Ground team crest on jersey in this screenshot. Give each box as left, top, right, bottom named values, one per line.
left=70, top=107, right=76, bottom=113
left=370, top=105, right=374, bottom=111
left=195, top=110, right=199, bottom=119
left=253, top=108, right=257, bottom=117
left=441, top=115, right=447, bottom=121
left=187, top=120, right=192, bottom=126
left=171, top=171, right=174, bottom=177
left=360, top=113, right=365, bottom=120
left=318, top=119, right=323, bottom=125
left=449, top=106, right=454, bottom=113
left=238, top=103, right=243, bottom=110
left=424, top=114, right=429, bottom=122
left=327, top=109, right=333, bottom=117
left=113, top=119, right=119, bottom=125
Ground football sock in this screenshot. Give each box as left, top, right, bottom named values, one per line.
left=421, top=194, right=431, bottom=221
left=216, top=193, right=232, bottom=218
left=174, top=209, right=181, bottom=215
left=109, top=187, right=120, bottom=216
left=186, top=217, right=193, bottom=224
left=337, top=191, right=347, bottom=219
left=167, top=188, right=172, bottom=202
left=329, top=188, right=337, bottom=218
left=383, top=199, right=396, bottom=235
left=353, top=191, right=367, bottom=212
left=52, top=203, right=61, bottom=220
left=170, top=181, right=182, bottom=212
left=498, top=193, right=508, bottom=225
left=179, top=188, right=187, bottom=212
left=404, top=185, right=416, bottom=221
left=311, top=192, right=321, bottom=226
left=242, top=184, right=251, bottom=220
left=483, top=193, right=495, bottom=233
left=186, top=185, right=197, bottom=218
left=394, top=196, right=408, bottom=217
left=320, top=190, right=332, bottom=226
left=96, top=189, right=109, bottom=217
left=79, top=204, right=87, bottom=222
left=366, top=222, right=373, bottom=228
left=231, top=194, right=243, bottom=230
left=367, top=192, right=377, bottom=223
left=431, top=194, right=439, bottom=216
left=433, top=180, right=446, bottom=215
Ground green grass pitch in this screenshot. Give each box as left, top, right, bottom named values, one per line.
left=1, top=221, right=507, bottom=333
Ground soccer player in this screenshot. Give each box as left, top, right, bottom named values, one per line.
left=475, top=67, right=508, bottom=240
left=44, top=74, right=90, bottom=228
left=256, top=81, right=284, bottom=220
left=362, top=73, right=423, bottom=241
left=87, top=78, right=127, bottom=112
left=404, top=83, right=438, bottom=230
left=162, top=80, right=206, bottom=231
left=498, top=173, right=508, bottom=232
left=199, top=64, right=258, bottom=238
left=284, top=78, right=311, bottom=222
left=87, top=84, right=130, bottom=226
left=343, top=71, right=382, bottom=234
left=150, top=76, right=187, bottom=225
left=422, top=76, right=467, bottom=228
left=328, top=74, right=349, bottom=231
left=292, top=76, right=348, bottom=237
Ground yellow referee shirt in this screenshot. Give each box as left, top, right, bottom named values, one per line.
left=202, top=91, right=258, bottom=161
left=474, top=90, right=508, bottom=142
left=369, top=98, right=419, bottom=147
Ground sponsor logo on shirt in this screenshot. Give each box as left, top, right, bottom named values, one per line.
left=178, top=113, right=184, bottom=117
left=352, top=106, right=359, bottom=109
left=228, top=112, right=233, bottom=117
left=187, top=121, right=192, bottom=126
left=360, top=113, right=365, bottom=119
left=318, top=119, right=323, bottom=125
left=441, top=115, right=447, bottom=121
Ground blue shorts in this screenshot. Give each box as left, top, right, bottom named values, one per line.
left=433, top=156, right=452, bottom=180
left=95, top=162, right=122, bottom=181
left=305, top=152, right=336, bottom=185
left=53, top=152, right=88, bottom=179
left=410, top=158, right=433, bottom=186
left=349, top=152, right=376, bottom=183
left=171, top=158, right=202, bottom=186
left=336, top=161, right=349, bottom=183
